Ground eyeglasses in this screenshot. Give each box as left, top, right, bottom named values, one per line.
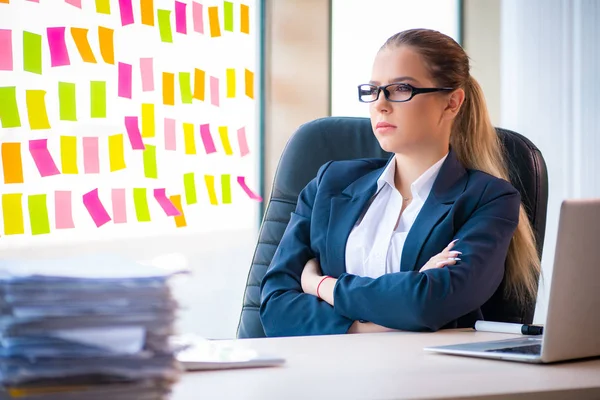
left=357, top=83, right=454, bottom=103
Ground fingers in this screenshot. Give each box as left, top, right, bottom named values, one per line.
left=444, top=239, right=459, bottom=252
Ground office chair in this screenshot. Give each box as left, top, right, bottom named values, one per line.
left=237, top=117, right=549, bottom=338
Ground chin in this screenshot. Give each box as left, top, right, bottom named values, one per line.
left=375, top=135, right=404, bottom=153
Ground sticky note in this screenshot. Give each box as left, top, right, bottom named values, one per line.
left=224, top=1, right=234, bottom=32
left=95, top=0, right=110, bottom=14
left=119, top=0, right=134, bottom=26
left=193, top=68, right=205, bottom=100
left=175, top=1, right=187, bottom=34
left=200, top=124, right=217, bottom=154
left=183, top=122, right=196, bottom=154
left=179, top=72, right=193, bottom=104
left=204, top=175, right=218, bottom=205
left=58, top=82, right=77, bottom=121
left=23, top=31, right=42, bottom=74
left=26, top=90, right=51, bottom=130
left=164, top=118, right=176, bottom=150
left=108, top=134, right=126, bottom=171
left=143, top=144, right=157, bottom=179
left=83, top=137, right=100, bottom=174
left=0, top=86, right=21, bottom=128
left=237, top=127, right=250, bottom=157
left=118, top=62, right=133, bottom=99
left=1, top=143, right=24, bottom=184
left=141, top=0, right=154, bottom=26
left=3, top=194, right=24, bottom=235
left=0, top=0, right=9, bottom=3
left=28, top=194, right=51, bottom=235
left=154, top=188, right=181, bottom=217
left=221, top=174, right=232, bottom=204
left=218, top=126, right=234, bottom=155
left=245, top=69, right=254, bottom=99
left=111, top=188, right=127, bottom=223
left=183, top=172, right=197, bottom=204
left=83, top=189, right=111, bottom=227
left=98, top=27, right=115, bottom=64
left=162, top=72, right=175, bottom=105
left=241, top=4, right=250, bottom=34
left=141, top=103, right=155, bottom=138
left=238, top=176, right=263, bottom=201
left=192, top=2, right=204, bottom=34
left=90, top=81, right=107, bottom=118
left=208, top=6, right=221, bottom=37
left=157, top=9, right=173, bottom=43
left=0, top=29, right=13, bottom=71
left=210, top=76, right=220, bottom=106
left=55, top=191, right=75, bottom=229
left=140, top=58, right=154, bottom=91
left=29, top=139, right=60, bottom=177
left=226, top=68, right=235, bottom=98
left=70, top=28, right=96, bottom=63
left=60, top=136, right=78, bottom=174
left=133, top=188, right=151, bottom=222
left=124, top=116, right=145, bottom=150
left=170, top=194, right=187, bottom=227
left=47, top=27, right=70, bottom=67
left=66, top=0, right=82, bottom=8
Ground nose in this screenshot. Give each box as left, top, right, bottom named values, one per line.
left=371, top=88, right=391, bottom=114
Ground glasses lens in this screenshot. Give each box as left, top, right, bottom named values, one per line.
left=386, top=84, right=412, bottom=102
left=358, top=85, right=378, bottom=102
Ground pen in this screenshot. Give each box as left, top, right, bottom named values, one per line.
left=474, top=320, right=544, bottom=335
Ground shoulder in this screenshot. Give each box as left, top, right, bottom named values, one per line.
left=316, top=158, right=388, bottom=191
left=462, top=169, right=521, bottom=221
left=466, top=169, right=519, bottom=199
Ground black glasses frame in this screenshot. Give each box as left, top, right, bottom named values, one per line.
left=358, top=83, right=455, bottom=103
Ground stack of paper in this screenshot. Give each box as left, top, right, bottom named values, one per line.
left=0, top=254, right=183, bottom=399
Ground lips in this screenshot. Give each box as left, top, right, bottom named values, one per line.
left=376, top=122, right=397, bottom=129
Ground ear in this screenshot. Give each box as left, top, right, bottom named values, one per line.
left=443, top=88, right=465, bottom=120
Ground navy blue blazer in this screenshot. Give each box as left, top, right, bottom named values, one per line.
left=259, top=150, right=521, bottom=337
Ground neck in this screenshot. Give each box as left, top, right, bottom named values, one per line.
left=393, top=146, right=449, bottom=197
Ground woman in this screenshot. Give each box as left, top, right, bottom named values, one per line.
left=259, top=29, right=540, bottom=337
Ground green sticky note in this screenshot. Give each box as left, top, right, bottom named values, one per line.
left=221, top=174, right=231, bottom=204
left=28, top=194, right=51, bottom=235
left=58, top=82, right=77, bottom=121
left=157, top=9, right=173, bottom=43
left=179, top=72, right=193, bottom=104
left=133, top=188, right=151, bottom=222
left=184, top=172, right=197, bottom=204
left=224, top=1, right=234, bottom=32
left=90, top=81, right=106, bottom=118
left=143, top=144, right=157, bottom=179
left=0, top=86, right=21, bottom=128
left=23, top=31, right=42, bottom=74
left=2, top=193, right=24, bottom=235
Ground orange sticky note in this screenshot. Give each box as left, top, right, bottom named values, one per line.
left=71, top=28, right=97, bottom=63
left=241, top=4, right=250, bottom=34
left=162, top=72, right=175, bottom=106
left=141, top=0, right=155, bottom=26
left=170, top=194, right=187, bottom=227
left=1, top=142, right=24, bottom=184
left=193, top=68, right=205, bottom=101
left=245, top=69, right=254, bottom=99
left=98, top=26, right=115, bottom=64
left=0, top=0, right=10, bottom=4
left=208, top=6, right=221, bottom=37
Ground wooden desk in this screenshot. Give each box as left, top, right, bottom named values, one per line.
left=171, top=329, right=600, bottom=399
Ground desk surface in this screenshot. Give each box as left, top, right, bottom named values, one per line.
left=171, top=329, right=600, bottom=400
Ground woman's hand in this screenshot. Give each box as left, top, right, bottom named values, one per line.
left=419, top=239, right=462, bottom=273
left=301, top=258, right=323, bottom=297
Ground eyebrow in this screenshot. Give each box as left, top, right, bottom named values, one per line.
left=368, top=76, right=419, bottom=85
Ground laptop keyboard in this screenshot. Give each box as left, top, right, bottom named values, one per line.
left=485, top=344, right=542, bottom=355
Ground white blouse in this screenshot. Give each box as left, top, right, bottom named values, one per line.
left=345, top=154, right=448, bottom=278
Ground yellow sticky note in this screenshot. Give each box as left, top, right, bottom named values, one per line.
left=162, top=72, right=175, bottom=106
left=108, top=134, right=126, bottom=171
left=204, top=175, right=218, bottom=205
left=245, top=69, right=254, bottom=99
left=141, top=103, right=155, bottom=138
left=218, top=126, right=234, bottom=155
left=95, top=0, right=110, bottom=14
left=183, top=122, right=196, bottom=155
left=2, top=193, right=24, bottom=235
left=193, top=68, right=205, bottom=101
left=170, top=194, right=187, bottom=227
left=28, top=194, right=50, bottom=235
left=226, top=68, right=235, bottom=98
left=26, top=90, right=51, bottom=130
left=60, top=136, right=78, bottom=174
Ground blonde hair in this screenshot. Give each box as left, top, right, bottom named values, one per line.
left=383, top=29, right=541, bottom=307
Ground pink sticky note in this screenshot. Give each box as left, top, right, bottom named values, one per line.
left=124, top=116, right=146, bottom=150
left=111, top=188, right=127, bottom=224
left=237, top=127, right=250, bottom=157
left=192, top=2, right=204, bottom=34
left=175, top=1, right=187, bottom=34
left=55, top=191, right=75, bottom=229
left=119, top=0, right=134, bottom=26
left=237, top=176, right=263, bottom=201
left=83, top=189, right=111, bottom=227
left=0, top=29, right=13, bottom=71
left=29, top=139, right=60, bottom=177
left=26, top=0, right=40, bottom=2
left=164, top=118, right=176, bottom=151
left=140, top=58, right=154, bottom=92
left=118, top=62, right=133, bottom=99
left=65, top=0, right=82, bottom=8
left=83, top=137, right=100, bottom=174
left=47, top=27, right=71, bottom=67
left=154, top=188, right=182, bottom=217
left=210, top=76, right=219, bottom=107
left=200, top=124, right=217, bottom=154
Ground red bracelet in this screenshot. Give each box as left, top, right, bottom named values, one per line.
left=316, top=276, right=332, bottom=299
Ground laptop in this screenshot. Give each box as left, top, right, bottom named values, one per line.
left=425, top=199, right=600, bottom=363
